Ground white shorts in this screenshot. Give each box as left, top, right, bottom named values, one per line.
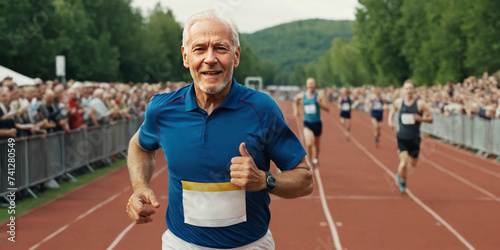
left=162, top=229, right=275, bottom=250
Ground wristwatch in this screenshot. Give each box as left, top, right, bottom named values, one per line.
left=264, top=171, right=276, bottom=192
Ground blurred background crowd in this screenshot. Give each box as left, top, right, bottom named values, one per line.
left=283, top=72, right=500, bottom=120
left=1, top=71, right=499, bottom=140
left=0, top=77, right=189, bottom=139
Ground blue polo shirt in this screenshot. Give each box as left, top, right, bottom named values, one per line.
left=138, top=78, right=306, bottom=248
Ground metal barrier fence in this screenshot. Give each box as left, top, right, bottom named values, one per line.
left=1, top=118, right=142, bottom=198
left=421, top=113, right=499, bottom=157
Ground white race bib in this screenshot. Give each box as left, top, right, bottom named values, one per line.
left=401, top=113, right=415, bottom=125
left=373, top=102, right=383, bottom=110
left=182, top=181, right=246, bottom=227
left=341, top=103, right=350, bottom=111
left=304, top=104, right=317, bottom=114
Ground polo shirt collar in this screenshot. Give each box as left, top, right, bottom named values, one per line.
left=185, top=77, right=242, bottom=112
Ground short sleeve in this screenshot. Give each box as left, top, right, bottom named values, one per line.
left=263, top=100, right=306, bottom=171
left=138, top=95, right=161, bottom=151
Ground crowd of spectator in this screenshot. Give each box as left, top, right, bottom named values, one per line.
left=322, top=72, right=500, bottom=120
left=2, top=71, right=499, bottom=140
left=0, top=76, right=189, bottom=140
left=425, top=73, right=499, bottom=119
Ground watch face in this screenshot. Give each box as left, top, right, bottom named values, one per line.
left=267, top=175, right=276, bottom=186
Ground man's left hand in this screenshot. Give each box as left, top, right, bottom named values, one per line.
left=230, top=142, right=266, bottom=192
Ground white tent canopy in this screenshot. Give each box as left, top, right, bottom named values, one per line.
left=0, top=65, right=35, bottom=86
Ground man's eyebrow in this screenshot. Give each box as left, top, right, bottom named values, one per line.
left=190, top=41, right=231, bottom=49
left=214, top=42, right=230, bottom=46
left=192, top=42, right=207, bottom=48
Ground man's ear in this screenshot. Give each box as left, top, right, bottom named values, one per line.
left=182, top=47, right=189, bottom=68
left=233, top=46, right=241, bottom=68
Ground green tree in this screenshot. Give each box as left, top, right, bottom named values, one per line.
left=462, top=0, right=500, bottom=76
left=259, top=59, right=278, bottom=86
left=317, top=49, right=338, bottom=87
left=290, top=63, right=306, bottom=86
left=304, top=61, right=321, bottom=87
left=358, top=0, right=407, bottom=86
left=53, top=0, right=120, bottom=81
left=433, top=0, right=467, bottom=84
left=0, top=0, right=59, bottom=80
left=233, top=39, right=261, bottom=84
left=141, top=4, right=186, bottom=83
left=395, top=0, right=432, bottom=85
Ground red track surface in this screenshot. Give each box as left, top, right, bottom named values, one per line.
left=1, top=101, right=500, bottom=250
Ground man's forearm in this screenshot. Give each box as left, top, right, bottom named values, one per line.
left=422, top=115, right=433, bottom=123
left=319, top=97, right=330, bottom=112
left=128, top=132, right=156, bottom=191
left=0, top=129, right=15, bottom=137
left=387, top=110, right=395, bottom=125
left=270, top=159, right=313, bottom=199
left=293, top=100, right=299, bottom=116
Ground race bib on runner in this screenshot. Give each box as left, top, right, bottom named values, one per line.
left=341, top=103, right=350, bottom=111
left=304, top=104, right=317, bottom=114
left=373, top=102, right=383, bottom=110
left=182, top=181, right=246, bottom=227
left=401, top=113, right=415, bottom=125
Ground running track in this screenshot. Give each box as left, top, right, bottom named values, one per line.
left=1, top=101, right=500, bottom=250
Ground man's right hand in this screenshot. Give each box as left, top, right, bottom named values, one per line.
left=126, top=186, right=160, bottom=224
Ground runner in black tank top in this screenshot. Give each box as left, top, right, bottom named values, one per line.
left=388, top=80, right=433, bottom=194
left=338, top=87, right=352, bottom=141
left=369, top=87, right=385, bottom=147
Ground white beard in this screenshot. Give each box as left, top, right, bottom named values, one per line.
left=195, top=79, right=230, bottom=94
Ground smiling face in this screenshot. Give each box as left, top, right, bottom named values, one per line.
left=182, top=19, right=240, bottom=95
left=306, top=78, right=316, bottom=95
left=403, top=81, right=415, bottom=98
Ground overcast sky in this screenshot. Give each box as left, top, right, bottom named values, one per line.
left=131, top=0, right=360, bottom=33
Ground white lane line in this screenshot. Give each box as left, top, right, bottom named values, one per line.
left=277, top=195, right=401, bottom=200
left=435, top=150, right=500, bottom=178
left=421, top=157, right=500, bottom=202
left=404, top=188, right=475, bottom=250
left=371, top=116, right=500, bottom=199
left=20, top=166, right=126, bottom=218
left=294, top=115, right=343, bottom=250
left=28, top=164, right=159, bottom=250
left=29, top=225, right=69, bottom=250
left=76, top=193, right=121, bottom=220
left=379, top=126, right=500, bottom=179
left=106, top=222, right=135, bottom=250
left=107, top=165, right=168, bottom=250
left=323, top=195, right=399, bottom=200
left=344, top=123, right=475, bottom=250
left=434, top=135, right=500, bottom=162
left=29, top=193, right=120, bottom=250
left=314, top=168, right=344, bottom=250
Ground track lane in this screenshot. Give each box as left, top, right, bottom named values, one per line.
left=314, top=106, right=470, bottom=250
left=270, top=101, right=336, bottom=250
left=325, top=103, right=500, bottom=249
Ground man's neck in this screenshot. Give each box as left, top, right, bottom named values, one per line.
left=404, top=94, right=416, bottom=105
left=194, top=82, right=232, bottom=115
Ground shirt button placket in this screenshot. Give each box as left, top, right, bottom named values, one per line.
left=202, top=113, right=209, bottom=143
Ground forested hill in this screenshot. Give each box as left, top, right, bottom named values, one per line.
left=241, top=19, right=353, bottom=74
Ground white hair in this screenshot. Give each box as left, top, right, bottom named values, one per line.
left=182, top=10, right=240, bottom=50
